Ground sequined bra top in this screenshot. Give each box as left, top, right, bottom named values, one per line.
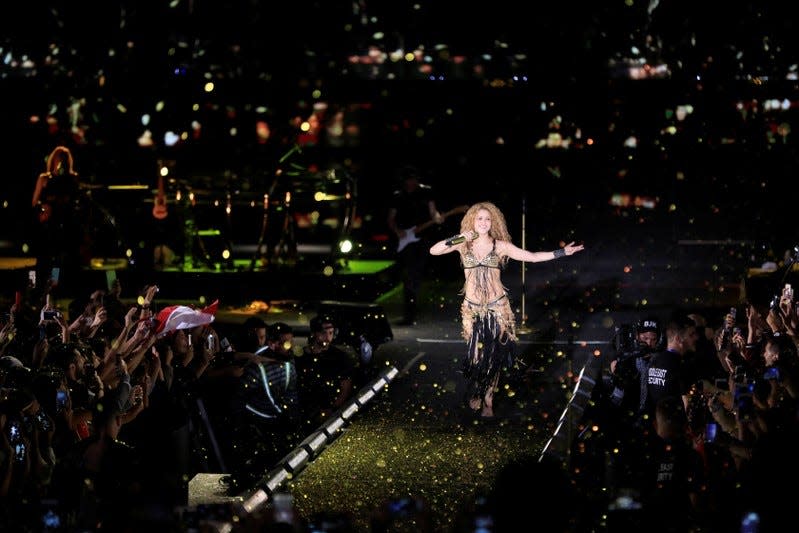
left=462, top=241, right=501, bottom=269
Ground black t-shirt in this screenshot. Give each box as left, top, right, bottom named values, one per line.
left=296, top=344, right=357, bottom=418
left=644, top=437, right=706, bottom=527
left=646, top=350, right=689, bottom=414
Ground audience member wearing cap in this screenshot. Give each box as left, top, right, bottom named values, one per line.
left=297, top=314, right=358, bottom=428
left=604, top=315, right=665, bottom=491
left=637, top=316, right=662, bottom=350
left=608, top=316, right=662, bottom=410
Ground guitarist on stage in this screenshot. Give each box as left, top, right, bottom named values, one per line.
left=387, top=166, right=443, bottom=326
left=31, top=145, right=85, bottom=289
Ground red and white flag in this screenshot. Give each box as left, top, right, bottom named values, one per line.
left=153, top=300, right=218, bottom=337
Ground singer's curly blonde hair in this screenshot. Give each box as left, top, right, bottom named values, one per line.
left=459, top=201, right=512, bottom=267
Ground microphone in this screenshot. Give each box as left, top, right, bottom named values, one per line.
left=445, top=234, right=467, bottom=246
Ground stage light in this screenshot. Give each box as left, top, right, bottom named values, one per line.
left=371, top=378, right=387, bottom=392
left=340, top=402, right=358, bottom=420
left=301, top=431, right=329, bottom=455
left=355, top=388, right=375, bottom=406
left=338, top=239, right=354, bottom=254
left=284, top=448, right=310, bottom=472
left=239, top=489, right=268, bottom=515
left=263, top=466, right=290, bottom=494
left=164, top=131, right=180, bottom=146
left=322, top=416, right=345, bottom=437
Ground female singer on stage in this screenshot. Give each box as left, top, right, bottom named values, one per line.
left=429, top=201, right=584, bottom=417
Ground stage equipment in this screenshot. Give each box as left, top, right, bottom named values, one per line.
left=222, top=365, right=400, bottom=527
left=299, top=430, right=329, bottom=456
left=518, top=195, right=532, bottom=334
left=538, top=362, right=598, bottom=465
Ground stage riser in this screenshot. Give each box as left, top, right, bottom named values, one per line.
left=0, top=264, right=399, bottom=310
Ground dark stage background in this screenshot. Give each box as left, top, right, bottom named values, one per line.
left=0, top=1, right=797, bottom=268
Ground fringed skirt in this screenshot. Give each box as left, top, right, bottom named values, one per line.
left=460, top=294, right=517, bottom=400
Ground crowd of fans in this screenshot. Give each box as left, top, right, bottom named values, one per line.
left=0, top=274, right=368, bottom=531
left=572, top=282, right=799, bottom=532
left=5, top=250, right=799, bottom=532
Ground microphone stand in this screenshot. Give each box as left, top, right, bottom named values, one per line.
left=518, top=195, right=533, bottom=334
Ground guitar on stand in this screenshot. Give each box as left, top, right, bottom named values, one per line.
left=152, top=174, right=168, bottom=220
left=397, top=205, right=469, bottom=252
left=152, top=173, right=172, bottom=269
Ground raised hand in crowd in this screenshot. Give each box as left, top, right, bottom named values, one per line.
left=778, top=292, right=798, bottom=336
left=744, top=303, right=767, bottom=345
left=138, top=284, right=160, bottom=310
left=120, top=383, right=146, bottom=425
left=191, top=326, right=218, bottom=379
left=766, top=305, right=786, bottom=334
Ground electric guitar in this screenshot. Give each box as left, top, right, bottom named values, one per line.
left=152, top=174, right=168, bottom=220
left=397, top=205, right=469, bottom=252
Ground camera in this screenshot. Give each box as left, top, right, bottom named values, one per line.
left=43, top=310, right=61, bottom=320
left=611, top=323, right=655, bottom=361
left=763, top=366, right=780, bottom=380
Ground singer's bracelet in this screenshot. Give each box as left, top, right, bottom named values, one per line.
left=553, top=248, right=566, bottom=258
